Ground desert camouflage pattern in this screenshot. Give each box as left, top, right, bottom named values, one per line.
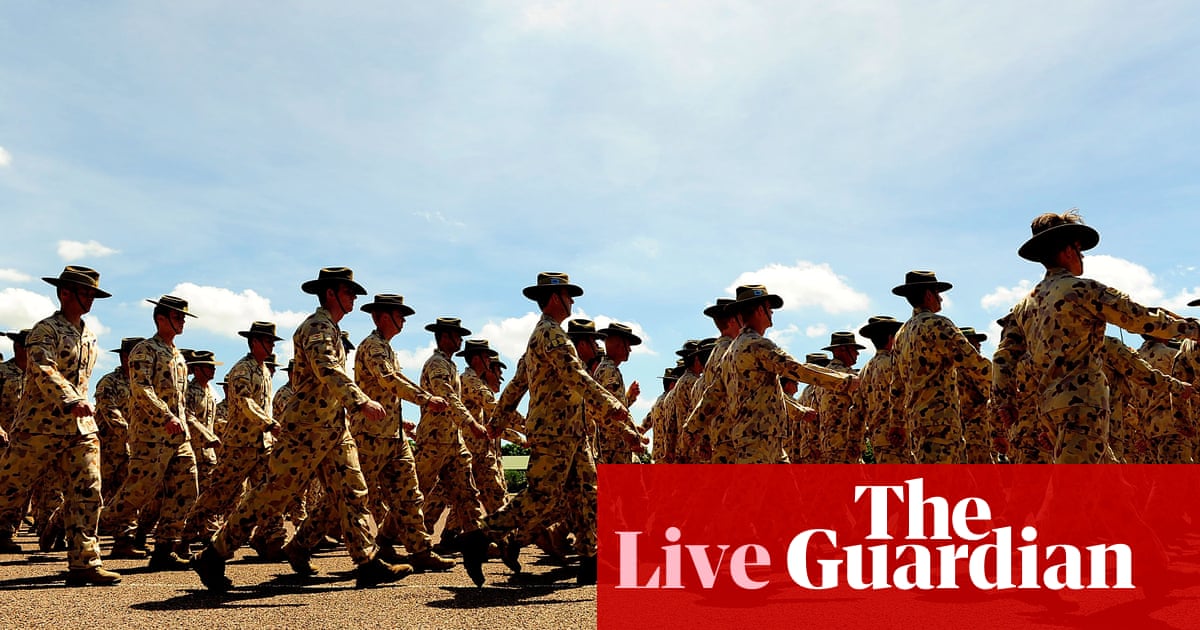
left=680, top=336, right=734, bottom=464
left=859, top=350, right=911, bottom=464
left=11, top=312, right=99, bottom=436
left=593, top=355, right=637, bottom=464
left=0, top=359, right=23, bottom=433
left=817, top=358, right=857, bottom=463
left=416, top=349, right=485, bottom=534
left=186, top=377, right=219, bottom=487
left=94, top=367, right=131, bottom=500
left=1103, top=336, right=1186, bottom=463
left=460, top=366, right=506, bottom=513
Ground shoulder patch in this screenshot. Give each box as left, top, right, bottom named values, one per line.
left=308, top=333, right=327, bottom=344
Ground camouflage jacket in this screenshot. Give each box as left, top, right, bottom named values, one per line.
left=11, top=311, right=99, bottom=436
left=1103, top=336, right=1186, bottom=454
left=817, top=359, right=858, bottom=458
left=128, top=334, right=190, bottom=444
left=681, top=336, right=734, bottom=461
left=1135, top=339, right=1184, bottom=436
left=893, top=308, right=989, bottom=444
left=353, top=330, right=428, bottom=439
left=222, top=353, right=275, bottom=448
left=859, top=350, right=900, bottom=449
left=94, top=367, right=130, bottom=438
left=0, top=359, right=24, bottom=432
left=272, top=383, right=293, bottom=421
left=417, top=349, right=475, bottom=445
left=461, top=366, right=501, bottom=459
left=282, top=307, right=370, bottom=430
left=186, top=378, right=219, bottom=451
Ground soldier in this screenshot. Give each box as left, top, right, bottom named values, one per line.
left=795, top=352, right=830, bottom=463
left=350, top=295, right=454, bottom=572
left=715, top=284, right=855, bottom=464
left=457, top=338, right=508, bottom=515
left=184, top=350, right=223, bottom=493
left=891, top=271, right=990, bottom=464
left=102, top=295, right=200, bottom=570
left=642, top=366, right=680, bottom=462
left=818, top=332, right=863, bottom=463
left=680, top=298, right=741, bottom=464
left=565, top=319, right=610, bottom=454
left=0, top=329, right=28, bottom=445
left=1103, top=336, right=1190, bottom=463
left=94, top=338, right=141, bottom=502
left=1137, top=334, right=1190, bottom=463
left=594, top=322, right=644, bottom=464
left=0, top=266, right=120, bottom=585
left=957, top=327, right=997, bottom=464
left=192, top=267, right=411, bottom=592
left=477, top=272, right=641, bottom=586
left=670, top=340, right=706, bottom=461
left=994, top=211, right=1200, bottom=463
left=182, top=322, right=287, bottom=561
left=856, top=317, right=911, bottom=464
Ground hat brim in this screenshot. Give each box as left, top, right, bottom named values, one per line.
left=702, top=304, right=728, bottom=318
left=1017, top=223, right=1100, bottom=262
left=43, top=277, right=112, bottom=298
left=734, top=294, right=784, bottom=310
left=455, top=347, right=494, bottom=358
left=360, top=303, right=416, bottom=316
left=823, top=342, right=866, bottom=351
left=1189, top=299, right=1200, bottom=307
left=238, top=330, right=284, bottom=342
left=188, top=360, right=224, bottom=367
left=966, top=333, right=988, bottom=342
left=603, top=330, right=643, bottom=345
left=891, top=281, right=953, bottom=297
left=859, top=321, right=903, bottom=338
left=522, top=284, right=584, bottom=300
left=301, top=278, right=368, bottom=295
left=145, top=299, right=199, bottom=317
left=425, top=324, right=472, bottom=336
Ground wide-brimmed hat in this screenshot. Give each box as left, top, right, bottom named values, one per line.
left=340, top=330, right=355, bottom=351
left=1189, top=298, right=1200, bottom=307
left=859, top=316, right=903, bottom=338
left=42, top=265, right=112, bottom=299
left=599, top=322, right=642, bottom=345
left=110, top=336, right=143, bottom=354
left=187, top=350, right=223, bottom=367
left=456, top=338, right=494, bottom=358
left=360, top=293, right=416, bottom=316
left=301, top=267, right=367, bottom=295
left=891, top=271, right=952, bottom=297
left=146, top=295, right=198, bottom=318
left=959, top=327, right=988, bottom=342
left=804, top=352, right=831, bottom=367
left=657, top=367, right=680, bottom=382
left=703, top=297, right=736, bottom=319
left=1018, top=215, right=1100, bottom=262
left=265, top=354, right=281, bottom=370
left=522, top=272, right=584, bottom=300
left=823, top=331, right=865, bottom=351
left=4, top=329, right=32, bottom=346
left=425, top=317, right=471, bottom=336
left=567, top=319, right=606, bottom=340
left=693, top=337, right=718, bottom=362
left=281, top=359, right=295, bottom=372
left=732, top=284, right=784, bottom=310
left=675, top=339, right=701, bottom=357
left=238, top=321, right=284, bottom=341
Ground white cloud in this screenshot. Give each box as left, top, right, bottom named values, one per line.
left=57, top=240, right=119, bottom=261
left=805, top=324, right=829, bottom=338
left=83, top=314, right=110, bottom=337
left=157, top=283, right=308, bottom=339
left=394, top=340, right=437, bottom=374
left=726, top=261, right=869, bottom=314
left=476, top=312, right=541, bottom=361
left=981, top=279, right=1033, bottom=312
left=0, top=268, right=31, bottom=283
left=0, top=145, right=10, bottom=167
left=766, top=323, right=801, bottom=351
left=590, top=315, right=656, bottom=356
left=0, top=287, right=55, bottom=330
left=1085, top=254, right=1163, bottom=306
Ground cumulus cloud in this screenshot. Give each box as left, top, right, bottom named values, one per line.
left=83, top=314, right=111, bottom=337
left=1085, top=255, right=1163, bottom=305
left=980, top=279, right=1033, bottom=312
left=475, top=312, right=541, bottom=361
left=0, top=146, right=10, bottom=167
left=590, top=315, right=656, bottom=356
left=0, top=268, right=31, bottom=283
left=394, top=341, right=437, bottom=374
left=0, top=287, right=55, bottom=330
left=157, top=283, right=308, bottom=338
left=57, top=240, right=119, bottom=261
left=726, top=261, right=869, bottom=314
left=805, top=324, right=829, bottom=338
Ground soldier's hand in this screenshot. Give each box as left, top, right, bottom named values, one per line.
left=0, top=428, right=8, bottom=448
left=995, top=405, right=1016, bottom=429
left=627, top=381, right=641, bottom=406
left=360, top=400, right=386, bottom=422
left=403, top=420, right=417, bottom=438
left=206, top=436, right=221, bottom=448
left=801, top=409, right=818, bottom=423
left=425, top=395, right=449, bottom=413
left=844, top=376, right=860, bottom=393
left=267, top=422, right=281, bottom=435
left=608, top=407, right=632, bottom=425
left=70, top=401, right=96, bottom=418
left=165, top=416, right=185, bottom=436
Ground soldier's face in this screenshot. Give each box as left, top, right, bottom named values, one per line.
left=606, top=336, right=631, bottom=362
left=67, top=287, right=97, bottom=315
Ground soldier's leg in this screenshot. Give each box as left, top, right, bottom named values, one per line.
left=184, top=445, right=257, bottom=541
left=322, top=429, right=378, bottom=565
left=58, top=433, right=104, bottom=569
left=376, top=438, right=437, bottom=557
left=153, top=443, right=199, bottom=545
left=474, top=454, right=507, bottom=515
left=1051, top=407, right=1118, bottom=464
left=102, top=442, right=177, bottom=539
left=0, top=434, right=56, bottom=549
left=484, top=445, right=575, bottom=538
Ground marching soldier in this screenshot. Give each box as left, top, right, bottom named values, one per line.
left=994, top=211, right=1200, bottom=463
left=957, top=327, right=996, bottom=463
left=818, top=331, right=863, bottom=463
left=594, top=322, right=644, bottom=464
left=102, top=295, right=200, bottom=570
left=680, top=298, right=740, bottom=464
left=458, top=339, right=508, bottom=515
left=857, top=317, right=911, bottom=464
left=0, top=266, right=120, bottom=585
left=891, top=271, right=990, bottom=464
left=795, top=352, right=830, bottom=463
left=642, top=366, right=680, bottom=462
left=192, top=267, right=412, bottom=591
left=1137, top=334, right=1190, bottom=462
left=0, top=330, right=28, bottom=445
left=94, top=338, right=141, bottom=502
left=1103, top=336, right=1190, bottom=463
left=185, top=350, right=222, bottom=493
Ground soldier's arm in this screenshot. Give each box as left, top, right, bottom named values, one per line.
left=756, top=338, right=853, bottom=392
left=423, top=358, right=476, bottom=431
left=1089, top=281, right=1200, bottom=341
left=303, top=321, right=370, bottom=410
left=1105, top=337, right=1190, bottom=396
left=24, top=324, right=86, bottom=409
left=231, top=363, right=274, bottom=433
left=495, top=355, right=528, bottom=415
left=364, top=344, right=432, bottom=407
left=128, top=345, right=179, bottom=428
left=94, top=375, right=128, bottom=430
left=991, top=312, right=1025, bottom=415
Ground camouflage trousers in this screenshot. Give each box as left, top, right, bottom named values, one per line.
left=352, top=433, right=432, bottom=554
left=961, top=419, right=993, bottom=464
left=483, top=441, right=599, bottom=557
left=915, top=438, right=963, bottom=464
left=195, top=445, right=218, bottom=495
left=1154, top=434, right=1195, bottom=464
left=99, top=436, right=129, bottom=503
left=214, top=424, right=377, bottom=564
left=183, top=445, right=283, bottom=545
left=710, top=440, right=789, bottom=464
left=102, top=440, right=198, bottom=543
left=0, top=431, right=103, bottom=569
left=437, top=451, right=509, bottom=533
left=821, top=433, right=849, bottom=464
left=416, top=440, right=485, bottom=535
left=872, top=442, right=916, bottom=464
left=1051, top=407, right=1119, bottom=464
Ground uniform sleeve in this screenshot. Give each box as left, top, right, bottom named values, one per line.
left=424, top=357, right=476, bottom=430
left=94, top=374, right=127, bottom=430
left=755, top=338, right=852, bottom=391
left=1089, top=281, right=1200, bottom=340
left=302, top=321, right=370, bottom=410
left=230, top=362, right=274, bottom=433
left=129, top=345, right=178, bottom=427
left=1105, top=337, right=1188, bottom=395
left=992, top=312, right=1026, bottom=410
left=550, top=340, right=636, bottom=440
left=496, top=355, right=528, bottom=417
left=24, top=323, right=85, bottom=409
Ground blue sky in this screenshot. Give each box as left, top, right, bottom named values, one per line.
left=3, top=2, right=1200, bottom=422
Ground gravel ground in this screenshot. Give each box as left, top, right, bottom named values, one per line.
left=0, top=529, right=597, bottom=630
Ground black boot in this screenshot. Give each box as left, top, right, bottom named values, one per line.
left=190, top=544, right=232, bottom=593
left=577, top=555, right=597, bottom=585
left=284, top=539, right=319, bottom=576
left=148, top=543, right=191, bottom=571
left=0, top=532, right=21, bottom=554
left=355, top=556, right=413, bottom=588
left=458, top=530, right=491, bottom=587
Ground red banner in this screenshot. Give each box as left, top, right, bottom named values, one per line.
left=598, top=465, right=1200, bottom=628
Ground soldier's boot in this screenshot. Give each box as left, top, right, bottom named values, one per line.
left=65, top=566, right=122, bottom=587
left=501, top=540, right=523, bottom=574
left=355, top=556, right=413, bottom=589
left=374, top=536, right=409, bottom=565
left=0, top=532, right=21, bottom=554
left=133, top=529, right=149, bottom=552
left=433, top=529, right=461, bottom=555
left=408, top=549, right=455, bottom=573
left=284, top=539, right=319, bottom=576
left=249, top=537, right=287, bottom=563
left=458, top=529, right=491, bottom=587
left=190, top=545, right=232, bottom=593
left=109, top=535, right=147, bottom=559
left=576, top=555, right=597, bottom=586
left=38, top=512, right=65, bottom=552
left=147, top=543, right=191, bottom=571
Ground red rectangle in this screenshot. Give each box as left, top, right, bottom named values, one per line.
left=598, top=465, right=1200, bottom=629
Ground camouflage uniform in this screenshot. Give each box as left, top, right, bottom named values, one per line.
left=211, top=307, right=379, bottom=565
left=668, top=370, right=699, bottom=462
left=102, top=335, right=199, bottom=545
left=714, top=328, right=853, bottom=464
left=994, top=268, right=1200, bottom=463
left=1103, top=336, right=1187, bottom=463
left=0, top=312, right=104, bottom=570
left=959, top=357, right=994, bottom=464
left=0, top=358, right=23, bottom=434
left=681, top=336, right=734, bottom=464
left=593, top=355, right=636, bottom=464
left=485, top=313, right=631, bottom=559
left=795, top=383, right=825, bottom=463
left=94, top=367, right=131, bottom=501
left=460, top=365, right=507, bottom=514
left=893, top=309, right=990, bottom=463
left=350, top=330, right=439, bottom=555
left=272, top=381, right=308, bottom=523
left=183, top=353, right=284, bottom=546
left=1137, top=339, right=1191, bottom=463
left=185, top=378, right=219, bottom=491
left=860, top=349, right=912, bottom=464
left=817, top=358, right=857, bottom=463
left=415, top=349, right=486, bottom=535
left=643, top=391, right=670, bottom=463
